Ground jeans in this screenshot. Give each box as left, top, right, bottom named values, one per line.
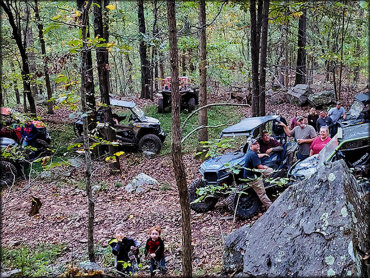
left=150, top=257, right=166, bottom=276
left=296, top=152, right=309, bottom=160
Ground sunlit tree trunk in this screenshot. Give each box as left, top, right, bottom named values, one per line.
left=167, top=1, right=192, bottom=276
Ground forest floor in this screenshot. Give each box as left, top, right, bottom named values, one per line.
left=1, top=83, right=365, bottom=276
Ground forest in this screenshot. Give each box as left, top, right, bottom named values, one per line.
left=0, top=0, right=369, bottom=277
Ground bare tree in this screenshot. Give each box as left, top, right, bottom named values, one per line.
left=34, top=0, right=54, bottom=114
left=78, top=0, right=95, bottom=262
left=0, top=0, right=37, bottom=115
left=166, top=1, right=192, bottom=276
left=294, top=8, right=307, bottom=85
left=93, top=0, right=120, bottom=174
left=198, top=0, right=208, bottom=144
left=138, top=0, right=151, bottom=99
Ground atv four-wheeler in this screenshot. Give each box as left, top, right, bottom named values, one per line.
left=188, top=115, right=297, bottom=219
left=74, top=98, right=166, bottom=154
left=157, top=76, right=199, bottom=113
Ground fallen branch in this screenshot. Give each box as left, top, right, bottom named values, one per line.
left=181, top=102, right=250, bottom=132
left=181, top=124, right=227, bottom=144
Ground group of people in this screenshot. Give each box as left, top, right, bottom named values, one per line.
left=108, top=226, right=166, bottom=276
left=0, top=119, right=39, bottom=147
left=282, top=101, right=346, bottom=159
left=243, top=101, right=347, bottom=210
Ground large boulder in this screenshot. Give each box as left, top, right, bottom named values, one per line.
left=286, top=84, right=311, bottom=106
left=223, top=160, right=369, bottom=277
left=308, top=90, right=336, bottom=108
left=125, top=173, right=159, bottom=194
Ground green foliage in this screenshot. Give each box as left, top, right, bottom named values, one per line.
left=144, top=104, right=243, bottom=155
left=1, top=244, right=66, bottom=277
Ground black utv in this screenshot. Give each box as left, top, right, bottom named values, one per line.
left=157, top=76, right=199, bottom=113
left=74, top=98, right=166, bottom=154
left=188, top=115, right=297, bottom=219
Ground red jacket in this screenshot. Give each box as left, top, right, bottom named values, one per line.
left=145, top=237, right=164, bottom=260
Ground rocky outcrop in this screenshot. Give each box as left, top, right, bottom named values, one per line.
left=286, top=84, right=311, bottom=106
left=308, top=90, right=336, bottom=107
left=223, top=160, right=369, bottom=277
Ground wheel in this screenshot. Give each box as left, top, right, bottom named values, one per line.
left=188, top=97, right=196, bottom=112
left=138, top=134, right=162, bottom=154
left=226, top=188, right=261, bottom=219
left=0, top=160, right=17, bottom=187
left=74, top=121, right=83, bottom=137
left=188, top=179, right=218, bottom=213
left=158, top=99, right=164, bottom=113
left=35, top=139, right=49, bottom=149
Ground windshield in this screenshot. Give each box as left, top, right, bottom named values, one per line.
left=318, top=134, right=339, bottom=166
left=347, top=100, right=364, bottom=119
left=131, top=106, right=145, bottom=121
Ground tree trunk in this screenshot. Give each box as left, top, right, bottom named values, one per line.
left=77, top=0, right=96, bottom=131
left=258, top=0, right=270, bottom=116
left=337, top=6, right=346, bottom=100
left=1, top=1, right=36, bottom=115
left=24, top=3, right=38, bottom=98
left=94, top=0, right=120, bottom=174
left=34, top=0, right=53, bottom=114
left=166, top=1, right=192, bottom=277
left=78, top=0, right=95, bottom=262
left=198, top=0, right=208, bottom=144
left=295, top=8, right=307, bottom=85
left=250, top=0, right=259, bottom=116
left=10, top=61, right=21, bottom=105
left=138, top=0, right=151, bottom=99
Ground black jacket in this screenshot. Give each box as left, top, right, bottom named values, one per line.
left=109, top=237, right=138, bottom=262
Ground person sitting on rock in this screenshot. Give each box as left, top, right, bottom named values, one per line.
left=108, top=228, right=140, bottom=274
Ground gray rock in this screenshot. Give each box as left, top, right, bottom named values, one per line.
left=40, top=170, right=52, bottom=179
left=79, top=261, right=102, bottom=272
left=286, top=84, right=311, bottom=106
left=125, top=173, right=159, bottom=194
left=0, top=269, right=22, bottom=278
left=308, top=90, right=336, bottom=107
left=269, top=92, right=287, bottom=105
left=68, top=158, right=84, bottom=168
left=223, top=160, right=368, bottom=277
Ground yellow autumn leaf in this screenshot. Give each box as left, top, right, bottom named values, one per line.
left=75, top=10, right=81, bottom=17
left=292, top=11, right=303, bottom=18
left=52, top=15, right=61, bottom=20
left=114, top=151, right=124, bottom=157
left=105, top=4, right=116, bottom=10
left=106, top=42, right=115, bottom=48
left=105, top=156, right=111, bottom=162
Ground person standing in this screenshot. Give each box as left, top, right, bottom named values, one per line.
left=310, top=126, right=331, bottom=156
left=316, top=110, right=333, bottom=132
left=290, top=111, right=300, bottom=129
left=279, top=116, right=316, bottom=160
left=308, top=107, right=319, bottom=130
left=145, top=226, right=166, bottom=276
left=243, top=139, right=274, bottom=209
left=328, top=101, right=346, bottom=137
